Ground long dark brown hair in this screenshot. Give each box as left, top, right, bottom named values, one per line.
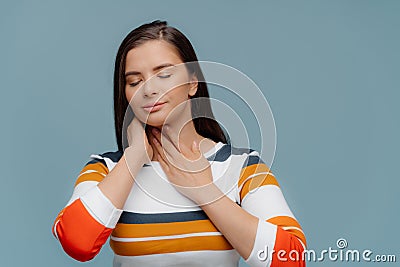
left=113, top=20, right=229, bottom=151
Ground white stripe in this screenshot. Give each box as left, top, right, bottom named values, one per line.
left=111, top=231, right=222, bottom=242
left=90, top=154, right=117, bottom=171
left=78, top=169, right=106, bottom=178
left=53, top=220, right=60, bottom=240
left=248, top=150, right=259, bottom=156
left=282, top=226, right=304, bottom=234
left=66, top=180, right=99, bottom=207
left=80, top=186, right=123, bottom=228
left=241, top=185, right=295, bottom=220
left=298, top=238, right=306, bottom=250
left=106, top=158, right=118, bottom=171
left=89, top=154, right=103, bottom=159
left=113, top=249, right=240, bottom=267
left=238, top=171, right=275, bottom=196
left=244, top=219, right=277, bottom=267
left=281, top=226, right=306, bottom=250
left=245, top=171, right=274, bottom=181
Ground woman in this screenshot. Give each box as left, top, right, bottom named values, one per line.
left=52, top=20, right=306, bottom=267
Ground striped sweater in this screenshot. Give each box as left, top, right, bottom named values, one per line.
left=52, top=141, right=306, bottom=266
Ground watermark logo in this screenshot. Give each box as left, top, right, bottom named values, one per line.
left=257, top=238, right=397, bottom=263
left=336, top=238, right=347, bottom=249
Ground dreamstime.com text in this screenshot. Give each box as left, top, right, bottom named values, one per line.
left=257, top=238, right=396, bottom=263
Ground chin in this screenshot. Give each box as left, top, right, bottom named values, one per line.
left=145, top=121, right=164, bottom=128
left=141, top=116, right=165, bottom=128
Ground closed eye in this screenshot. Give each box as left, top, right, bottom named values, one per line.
left=129, top=81, right=141, bottom=87
left=129, top=74, right=172, bottom=87
left=158, top=74, right=171, bottom=78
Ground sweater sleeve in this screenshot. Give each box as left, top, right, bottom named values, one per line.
left=237, top=150, right=307, bottom=267
left=51, top=154, right=123, bottom=262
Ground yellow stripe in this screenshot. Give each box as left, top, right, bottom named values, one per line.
left=110, top=235, right=233, bottom=256
left=238, top=163, right=270, bottom=188
left=75, top=162, right=108, bottom=186
left=79, top=162, right=109, bottom=175
left=240, top=173, right=279, bottom=201
left=266, top=215, right=302, bottom=229
left=112, top=220, right=219, bottom=238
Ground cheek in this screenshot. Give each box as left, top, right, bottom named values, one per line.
left=164, top=82, right=189, bottom=98
left=125, top=86, right=133, bottom=103
left=169, top=86, right=191, bottom=105
left=125, top=87, right=141, bottom=105
left=125, top=88, right=140, bottom=113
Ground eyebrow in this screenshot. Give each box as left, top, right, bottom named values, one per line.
left=125, top=63, right=175, bottom=77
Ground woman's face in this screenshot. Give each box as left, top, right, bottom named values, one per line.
left=124, top=40, right=198, bottom=127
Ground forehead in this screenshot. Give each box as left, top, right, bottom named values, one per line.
left=125, top=40, right=183, bottom=70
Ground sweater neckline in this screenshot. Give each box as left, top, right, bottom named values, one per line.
left=143, top=141, right=225, bottom=167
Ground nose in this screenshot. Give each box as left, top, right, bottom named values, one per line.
left=142, top=77, right=159, bottom=97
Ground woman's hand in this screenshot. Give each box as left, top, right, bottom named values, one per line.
left=150, top=126, right=222, bottom=205
left=126, top=116, right=156, bottom=165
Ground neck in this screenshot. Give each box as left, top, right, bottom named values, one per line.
left=154, top=121, right=215, bottom=160
left=151, top=101, right=216, bottom=160
left=162, top=112, right=203, bottom=151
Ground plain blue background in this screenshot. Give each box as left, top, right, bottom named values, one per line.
left=1, top=1, right=399, bottom=266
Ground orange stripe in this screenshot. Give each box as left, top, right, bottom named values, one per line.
left=79, top=162, right=109, bottom=176
left=238, top=163, right=270, bottom=188
left=267, top=216, right=302, bottom=229
left=110, top=235, right=233, bottom=256
left=75, top=162, right=108, bottom=186
left=240, top=173, right=279, bottom=201
left=75, top=172, right=105, bottom=186
left=112, top=220, right=219, bottom=238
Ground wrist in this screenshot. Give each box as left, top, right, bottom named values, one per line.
left=124, top=146, right=148, bottom=165
left=123, top=147, right=147, bottom=179
left=192, top=183, right=225, bottom=206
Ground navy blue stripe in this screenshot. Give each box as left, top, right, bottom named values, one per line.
left=85, top=158, right=106, bottom=167
left=209, top=144, right=256, bottom=163
left=119, top=210, right=209, bottom=224
left=243, top=155, right=265, bottom=167
left=85, top=150, right=123, bottom=168
left=100, top=150, right=123, bottom=162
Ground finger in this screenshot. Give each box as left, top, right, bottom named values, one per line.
left=152, top=127, right=179, bottom=159
left=152, top=127, right=192, bottom=169
left=157, top=150, right=171, bottom=174
left=147, top=130, right=159, bottom=158
left=151, top=135, right=169, bottom=163
left=150, top=128, right=169, bottom=159
left=150, top=127, right=162, bottom=143
left=161, top=125, right=187, bottom=154
left=163, top=126, right=197, bottom=160
left=160, top=131, right=187, bottom=163
left=163, top=125, right=179, bottom=151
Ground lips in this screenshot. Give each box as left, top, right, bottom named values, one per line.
left=142, top=101, right=167, bottom=113
left=142, top=101, right=166, bottom=108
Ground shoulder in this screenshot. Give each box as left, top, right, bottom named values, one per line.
left=211, top=143, right=267, bottom=177
left=85, top=150, right=124, bottom=172
left=212, top=143, right=262, bottom=165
